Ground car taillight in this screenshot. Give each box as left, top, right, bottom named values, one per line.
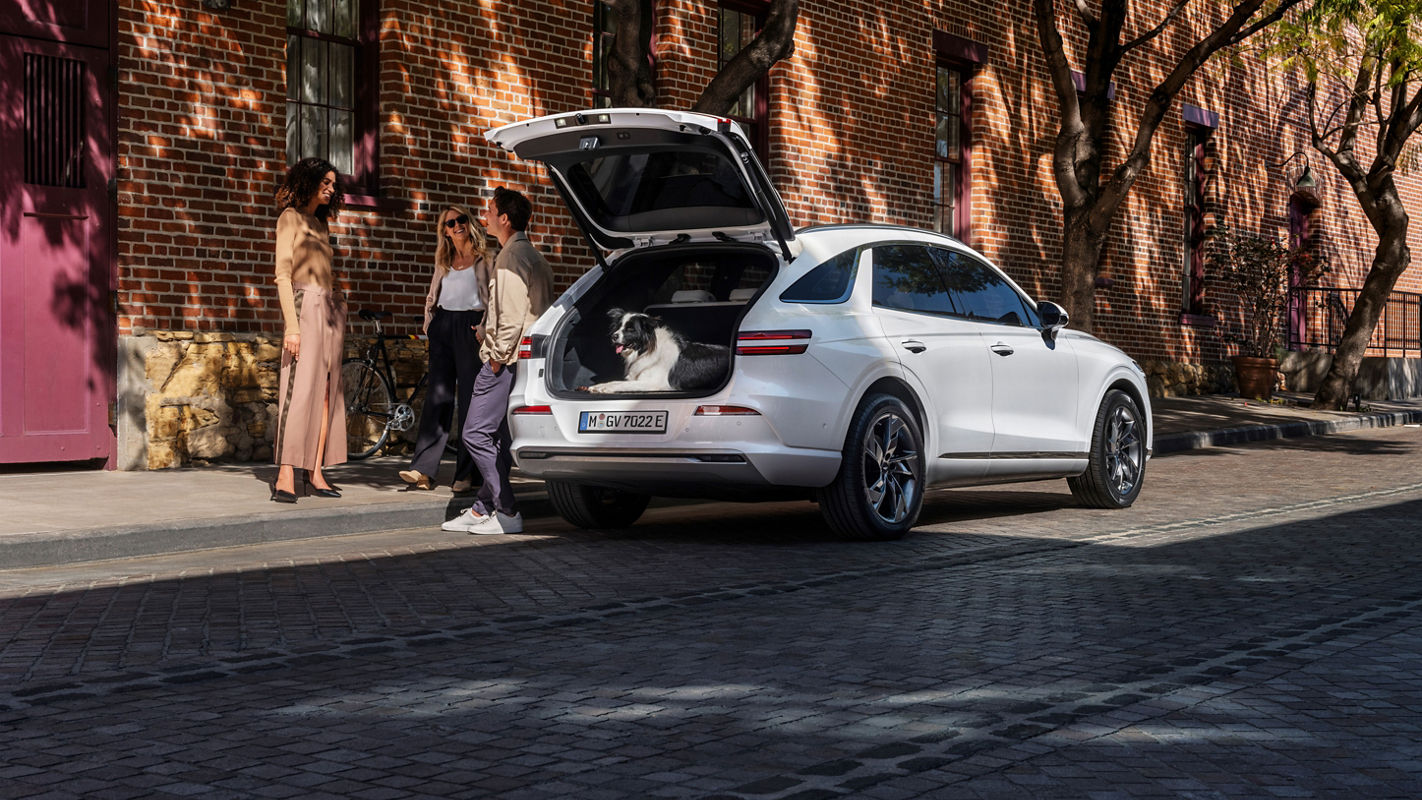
left=518, top=336, right=533, bottom=359
left=736, top=330, right=811, bottom=355
left=694, top=405, right=761, bottom=416
left=511, top=405, right=552, bottom=415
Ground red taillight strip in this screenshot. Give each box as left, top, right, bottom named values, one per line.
left=736, top=329, right=811, bottom=356
left=694, top=405, right=761, bottom=416
left=511, top=405, right=552, bottom=415
left=518, top=336, right=533, bottom=359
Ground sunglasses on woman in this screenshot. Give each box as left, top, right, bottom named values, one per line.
left=443, top=214, right=470, bottom=229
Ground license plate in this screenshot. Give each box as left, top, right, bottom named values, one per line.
left=578, top=409, right=668, bottom=434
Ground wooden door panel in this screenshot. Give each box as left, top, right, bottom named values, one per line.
left=0, top=33, right=114, bottom=464
left=0, top=0, right=109, bottom=48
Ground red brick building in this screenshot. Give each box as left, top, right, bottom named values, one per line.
left=1, top=0, right=1418, bottom=468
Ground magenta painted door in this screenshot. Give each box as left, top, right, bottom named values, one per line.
left=0, top=20, right=115, bottom=465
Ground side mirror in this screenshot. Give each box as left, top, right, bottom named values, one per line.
left=1038, top=301, right=1069, bottom=339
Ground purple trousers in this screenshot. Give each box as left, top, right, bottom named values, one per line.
left=460, top=361, right=517, bottom=516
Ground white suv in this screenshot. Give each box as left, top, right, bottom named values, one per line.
left=486, top=109, right=1151, bottom=540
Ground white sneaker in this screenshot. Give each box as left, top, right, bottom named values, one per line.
left=440, top=507, right=487, bottom=532
left=468, top=510, right=523, bottom=535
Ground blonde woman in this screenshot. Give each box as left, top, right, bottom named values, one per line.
left=399, top=204, right=492, bottom=491
left=271, top=157, right=346, bottom=503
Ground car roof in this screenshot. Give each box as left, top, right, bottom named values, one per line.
left=795, top=223, right=987, bottom=260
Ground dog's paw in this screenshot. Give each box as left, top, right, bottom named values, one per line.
left=587, top=384, right=611, bottom=394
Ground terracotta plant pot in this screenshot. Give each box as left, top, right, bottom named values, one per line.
left=1231, top=355, right=1279, bottom=400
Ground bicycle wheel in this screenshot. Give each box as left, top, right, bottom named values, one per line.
left=342, top=359, right=394, bottom=459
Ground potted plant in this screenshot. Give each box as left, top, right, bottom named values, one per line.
left=1206, top=224, right=1329, bottom=399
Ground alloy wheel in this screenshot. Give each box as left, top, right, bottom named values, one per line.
left=861, top=411, right=921, bottom=525
left=1105, top=403, right=1143, bottom=499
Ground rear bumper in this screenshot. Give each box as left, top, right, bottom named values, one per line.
left=512, top=444, right=841, bottom=491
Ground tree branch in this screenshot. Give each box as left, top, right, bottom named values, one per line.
left=1121, top=0, right=1191, bottom=53
left=693, top=0, right=799, bottom=115
left=1034, top=0, right=1089, bottom=209
left=1071, top=0, right=1098, bottom=28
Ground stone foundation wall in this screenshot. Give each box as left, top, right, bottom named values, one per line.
left=117, top=333, right=428, bottom=470
left=1140, top=359, right=1234, bottom=398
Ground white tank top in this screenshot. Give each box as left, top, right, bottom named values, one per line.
left=437, top=264, right=485, bottom=311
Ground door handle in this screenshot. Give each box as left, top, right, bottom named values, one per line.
left=900, top=339, right=927, bottom=353
left=990, top=342, right=1015, bottom=356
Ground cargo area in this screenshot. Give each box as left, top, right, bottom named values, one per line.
left=543, top=243, right=778, bottom=397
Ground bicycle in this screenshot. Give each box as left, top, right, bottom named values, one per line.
left=342, top=309, right=432, bottom=460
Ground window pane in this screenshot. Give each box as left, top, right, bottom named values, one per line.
left=781, top=249, right=859, bottom=303
left=287, top=0, right=301, bottom=29
left=329, top=42, right=353, bottom=108
left=299, top=38, right=325, bottom=103
left=333, top=0, right=355, bottom=38
left=937, top=206, right=955, bottom=236
left=719, top=9, right=739, bottom=63
left=286, top=101, right=299, bottom=160
left=559, top=148, right=761, bottom=231
left=936, top=66, right=959, bottom=113
left=300, top=104, right=326, bottom=161
left=329, top=109, right=353, bottom=174
left=936, top=114, right=959, bottom=160
left=286, top=35, right=299, bottom=100
left=593, top=3, right=612, bottom=94
left=872, top=245, right=955, bottom=315
left=942, top=253, right=1028, bottom=325
left=308, top=0, right=330, bottom=34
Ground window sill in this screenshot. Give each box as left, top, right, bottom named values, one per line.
left=342, top=192, right=409, bottom=214
left=1179, top=312, right=1215, bottom=329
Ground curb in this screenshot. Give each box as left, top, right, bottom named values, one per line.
left=0, top=491, right=553, bottom=570
left=1154, top=409, right=1422, bottom=455
left=7, top=409, right=1421, bottom=570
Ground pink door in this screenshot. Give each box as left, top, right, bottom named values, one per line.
left=0, top=3, right=115, bottom=465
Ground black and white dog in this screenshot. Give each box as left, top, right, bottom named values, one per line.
left=587, top=308, right=730, bottom=393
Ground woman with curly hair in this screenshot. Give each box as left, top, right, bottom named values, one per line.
left=398, top=204, right=492, bottom=492
left=270, top=157, right=346, bottom=503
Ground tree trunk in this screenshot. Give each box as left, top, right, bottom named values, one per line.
left=1059, top=210, right=1107, bottom=333
left=605, top=0, right=655, bottom=107
left=1312, top=227, right=1411, bottom=409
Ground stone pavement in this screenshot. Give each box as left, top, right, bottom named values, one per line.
left=1, top=391, right=1419, bottom=569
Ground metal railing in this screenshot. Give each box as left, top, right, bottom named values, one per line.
left=1287, top=286, right=1422, bottom=357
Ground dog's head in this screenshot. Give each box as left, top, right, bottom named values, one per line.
left=606, top=308, right=660, bottom=357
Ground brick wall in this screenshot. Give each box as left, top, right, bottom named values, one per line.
left=113, top=0, right=1422, bottom=465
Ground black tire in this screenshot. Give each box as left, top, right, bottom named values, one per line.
left=817, top=394, right=924, bottom=541
left=546, top=480, right=651, bottom=529
left=342, top=359, right=394, bottom=460
left=1068, top=388, right=1147, bottom=508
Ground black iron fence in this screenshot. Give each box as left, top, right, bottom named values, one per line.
left=1287, top=287, right=1422, bottom=357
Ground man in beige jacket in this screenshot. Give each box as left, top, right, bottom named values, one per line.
left=442, top=187, right=554, bottom=535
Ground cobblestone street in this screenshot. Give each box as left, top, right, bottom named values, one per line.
left=3, top=427, right=1422, bottom=798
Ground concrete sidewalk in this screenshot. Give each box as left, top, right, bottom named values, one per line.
left=3, top=391, right=1420, bottom=570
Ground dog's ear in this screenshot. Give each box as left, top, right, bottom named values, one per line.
left=630, top=314, right=658, bottom=352
left=606, top=307, right=626, bottom=322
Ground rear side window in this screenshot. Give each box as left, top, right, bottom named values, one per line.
left=871, top=244, right=956, bottom=315
left=780, top=249, right=858, bottom=304
left=936, top=251, right=1037, bottom=326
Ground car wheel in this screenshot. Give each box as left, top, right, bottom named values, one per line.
left=817, top=393, right=924, bottom=540
left=1068, top=388, right=1147, bottom=508
left=546, top=480, right=651, bottom=529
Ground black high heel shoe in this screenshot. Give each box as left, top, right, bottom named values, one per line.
left=270, top=482, right=298, bottom=504
left=303, top=471, right=341, bottom=498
